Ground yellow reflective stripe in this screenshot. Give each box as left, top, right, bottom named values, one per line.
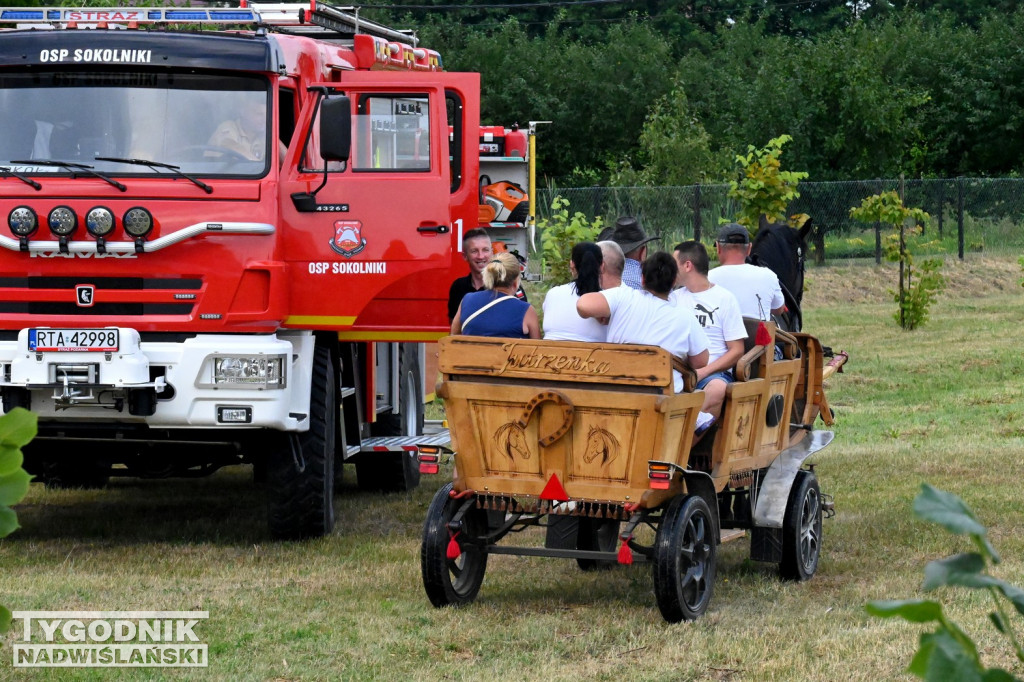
left=284, top=316, right=357, bottom=327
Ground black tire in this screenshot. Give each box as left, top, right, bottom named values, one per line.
left=780, top=470, right=822, bottom=581
left=576, top=518, right=621, bottom=571
left=42, top=459, right=110, bottom=490
left=266, top=342, right=336, bottom=540
left=359, top=344, right=424, bottom=493
left=421, top=482, right=488, bottom=607
left=652, top=495, right=717, bottom=623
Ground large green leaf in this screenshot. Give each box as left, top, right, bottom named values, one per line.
left=914, top=484, right=999, bottom=562
left=923, top=553, right=986, bottom=591
left=0, top=604, right=10, bottom=635
left=866, top=599, right=943, bottom=623
left=980, top=670, right=1018, bottom=682
left=997, top=582, right=1024, bottom=618
left=914, top=484, right=986, bottom=535
left=0, top=468, right=31, bottom=507
left=0, top=506, right=18, bottom=537
left=909, top=630, right=982, bottom=681
left=0, top=444, right=23, bottom=477
left=0, top=408, right=37, bottom=449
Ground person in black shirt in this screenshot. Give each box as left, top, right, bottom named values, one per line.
left=447, top=228, right=527, bottom=322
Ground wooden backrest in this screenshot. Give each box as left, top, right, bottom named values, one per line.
left=439, top=336, right=679, bottom=395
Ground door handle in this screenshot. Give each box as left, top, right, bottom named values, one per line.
left=416, top=225, right=450, bottom=234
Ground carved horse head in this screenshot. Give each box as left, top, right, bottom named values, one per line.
left=494, top=422, right=530, bottom=461
left=583, top=426, right=619, bottom=466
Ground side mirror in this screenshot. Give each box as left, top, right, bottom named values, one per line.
left=320, top=95, right=351, bottom=162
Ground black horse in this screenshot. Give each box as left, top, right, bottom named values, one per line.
left=747, top=218, right=813, bottom=332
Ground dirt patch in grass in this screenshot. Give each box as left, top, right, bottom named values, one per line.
left=804, top=254, right=1021, bottom=308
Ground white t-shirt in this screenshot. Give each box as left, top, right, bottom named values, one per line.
left=708, top=263, right=784, bottom=321
left=542, top=282, right=607, bottom=342
left=671, top=285, right=747, bottom=363
left=600, top=286, right=709, bottom=392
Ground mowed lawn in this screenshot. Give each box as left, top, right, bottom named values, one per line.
left=1, top=255, right=1023, bottom=681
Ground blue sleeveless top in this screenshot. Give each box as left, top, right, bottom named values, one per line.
left=460, top=291, right=530, bottom=338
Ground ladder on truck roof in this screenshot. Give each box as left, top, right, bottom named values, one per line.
left=0, top=2, right=418, bottom=46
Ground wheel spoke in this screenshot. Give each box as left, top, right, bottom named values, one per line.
left=681, top=566, right=707, bottom=607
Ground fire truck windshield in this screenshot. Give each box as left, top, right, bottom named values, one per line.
left=0, top=70, right=271, bottom=176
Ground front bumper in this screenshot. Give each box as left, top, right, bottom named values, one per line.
left=0, top=328, right=314, bottom=431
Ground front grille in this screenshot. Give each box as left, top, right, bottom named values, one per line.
left=0, top=276, right=202, bottom=317
left=0, top=277, right=202, bottom=289
left=0, top=302, right=192, bottom=315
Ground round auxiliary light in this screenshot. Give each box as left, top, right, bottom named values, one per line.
left=8, top=206, right=38, bottom=237
left=85, top=206, right=115, bottom=238
left=48, top=206, right=78, bottom=237
left=122, top=207, right=153, bottom=238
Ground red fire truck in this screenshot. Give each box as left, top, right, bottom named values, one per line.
left=0, top=3, right=525, bottom=538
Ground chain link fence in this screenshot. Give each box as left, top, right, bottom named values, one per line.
left=535, top=178, right=1024, bottom=265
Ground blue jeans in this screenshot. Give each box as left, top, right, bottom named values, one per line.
left=696, top=370, right=735, bottom=390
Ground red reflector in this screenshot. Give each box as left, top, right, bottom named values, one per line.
left=418, top=454, right=439, bottom=464
left=649, top=480, right=671, bottom=490
left=539, top=473, right=569, bottom=501
left=419, top=463, right=439, bottom=475
left=649, top=472, right=670, bottom=480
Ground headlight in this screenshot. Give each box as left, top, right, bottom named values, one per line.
left=123, top=207, right=153, bottom=238
left=8, top=206, right=38, bottom=237
left=48, top=206, right=77, bottom=237
left=212, top=355, right=286, bottom=388
left=85, top=206, right=115, bottom=237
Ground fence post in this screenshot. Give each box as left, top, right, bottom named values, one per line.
left=874, top=179, right=883, bottom=265
left=956, top=176, right=965, bottom=260
left=937, top=182, right=944, bottom=237
left=693, top=184, right=702, bottom=242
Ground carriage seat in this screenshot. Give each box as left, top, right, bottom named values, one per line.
left=733, top=318, right=800, bottom=382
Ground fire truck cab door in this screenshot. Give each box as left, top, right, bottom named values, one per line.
left=281, top=72, right=478, bottom=336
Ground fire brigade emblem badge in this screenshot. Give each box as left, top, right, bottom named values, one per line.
left=329, top=220, right=366, bottom=258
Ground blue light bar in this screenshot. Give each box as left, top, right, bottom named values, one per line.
left=0, top=7, right=260, bottom=25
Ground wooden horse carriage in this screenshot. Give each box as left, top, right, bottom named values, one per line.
left=419, top=320, right=847, bottom=622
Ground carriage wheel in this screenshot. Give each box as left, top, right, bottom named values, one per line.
left=421, top=482, right=488, bottom=607
left=780, top=470, right=822, bottom=581
left=576, top=518, right=621, bottom=571
left=652, top=494, right=716, bottom=622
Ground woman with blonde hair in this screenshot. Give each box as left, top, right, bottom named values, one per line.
left=451, top=251, right=540, bottom=338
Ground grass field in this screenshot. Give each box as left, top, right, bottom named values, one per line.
left=1, top=254, right=1023, bottom=681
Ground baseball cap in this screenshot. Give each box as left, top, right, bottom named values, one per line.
left=717, top=223, right=751, bottom=245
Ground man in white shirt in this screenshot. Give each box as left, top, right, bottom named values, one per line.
left=672, top=241, right=747, bottom=419
left=708, top=223, right=785, bottom=321
left=577, top=251, right=708, bottom=393
left=597, top=240, right=624, bottom=290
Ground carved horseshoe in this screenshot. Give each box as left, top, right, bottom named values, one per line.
left=515, top=390, right=575, bottom=447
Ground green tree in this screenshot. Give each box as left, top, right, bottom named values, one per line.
left=850, top=190, right=942, bottom=330
left=609, top=85, right=724, bottom=187
left=539, top=196, right=603, bottom=286
left=728, top=134, right=807, bottom=231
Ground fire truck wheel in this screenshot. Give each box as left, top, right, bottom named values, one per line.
left=421, top=482, right=488, bottom=607
left=41, top=458, right=111, bottom=490
left=266, top=343, right=336, bottom=540
left=780, top=470, right=822, bottom=581
left=652, top=494, right=716, bottom=623
left=359, top=344, right=424, bottom=493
